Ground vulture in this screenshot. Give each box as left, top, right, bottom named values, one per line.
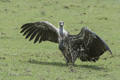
left=20, top=21, right=112, bottom=66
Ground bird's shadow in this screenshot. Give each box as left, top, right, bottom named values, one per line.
left=28, top=60, right=67, bottom=67
left=28, top=60, right=108, bottom=70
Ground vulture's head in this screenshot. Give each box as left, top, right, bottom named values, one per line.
left=59, top=21, right=64, bottom=27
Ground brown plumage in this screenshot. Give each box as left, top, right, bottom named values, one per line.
left=20, top=21, right=112, bottom=66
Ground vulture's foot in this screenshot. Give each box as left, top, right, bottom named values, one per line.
left=71, top=62, right=75, bottom=66
left=66, top=60, right=69, bottom=66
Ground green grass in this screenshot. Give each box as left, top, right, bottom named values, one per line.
left=0, top=0, right=120, bottom=80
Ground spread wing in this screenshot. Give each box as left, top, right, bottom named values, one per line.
left=70, top=27, right=112, bottom=61
left=20, top=21, right=59, bottom=43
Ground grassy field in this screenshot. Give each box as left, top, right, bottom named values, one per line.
left=0, top=0, right=120, bottom=80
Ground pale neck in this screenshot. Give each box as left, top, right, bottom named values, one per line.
left=59, top=26, right=64, bottom=37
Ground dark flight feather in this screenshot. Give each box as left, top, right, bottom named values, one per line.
left=20, top=21, right=59, bottom=43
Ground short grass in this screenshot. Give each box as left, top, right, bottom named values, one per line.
left=0, top=0, right=120, bottom=80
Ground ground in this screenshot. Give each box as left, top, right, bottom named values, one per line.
left=0, top=0, right=120, bottom=80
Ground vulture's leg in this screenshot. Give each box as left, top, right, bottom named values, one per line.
left=66, top=59, right=69, bottom=66
left=61, top=51, right=69, bottom=66
left=64, top=54, right=69, bottom=66
left=71, top=51, right=78, bottom=66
